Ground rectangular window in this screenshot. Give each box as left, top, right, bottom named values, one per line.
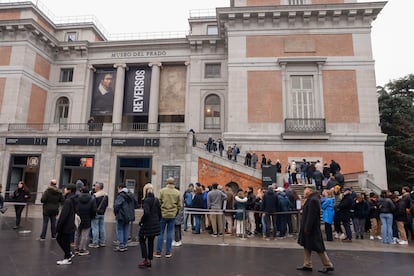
left=205, top=63, right=221, bottom=78
left=207, top=25, right=218, bottom=35
left=59, top=68, right=74, bottom=82
left=289, top=0, right=304, bottom=5
left=65, top=32, right=78, bottom=42
left=290, top=75, right=314, bottom=118
left=158, top=115, right=185, bottom=123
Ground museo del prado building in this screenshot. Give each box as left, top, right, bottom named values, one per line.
left=0, top=0, right=387, bottom=205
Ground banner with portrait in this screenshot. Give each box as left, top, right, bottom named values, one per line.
left=123, top=66, right=152, bottom=115
left=91, top=69, right=117, bottom=116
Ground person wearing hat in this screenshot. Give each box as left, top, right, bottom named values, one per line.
left=297, top=184, right=334, bottom=273
left=39, top=179, right=64, bottom=241
left=154, top=177, right=181, bottom=258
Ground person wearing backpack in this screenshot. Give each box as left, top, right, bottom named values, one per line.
left=277, top=188, right=291, bottom=238
left=89, top=182, right=108, bottom=248
left=74, top=187, right=96, bottom=256
left=114, top=184, right=135, bottom=252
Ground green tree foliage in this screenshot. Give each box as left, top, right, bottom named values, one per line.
left=378, top=74, right=414, bottom=191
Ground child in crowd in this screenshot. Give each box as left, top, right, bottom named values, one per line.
left=0, top=184, right=7, bottom=214
left=173, top=205, right=184, bottom=247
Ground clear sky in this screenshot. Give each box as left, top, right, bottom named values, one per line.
left=17, top=0, right=414, bottom=86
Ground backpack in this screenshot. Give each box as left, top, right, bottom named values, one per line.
left=236, top=147, right=240, bottom=154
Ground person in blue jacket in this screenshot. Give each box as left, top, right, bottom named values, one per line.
left=321, top=189, right=335, bottom=241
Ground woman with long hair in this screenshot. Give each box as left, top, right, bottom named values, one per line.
left=138, top=184, right=161, bottom=269
left=378, top=190, right=395, bottom=244
left=11, top=181, right=30, bottom=229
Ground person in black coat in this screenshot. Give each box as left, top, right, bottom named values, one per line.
left=297, top=185, right=334, bottom=273
left=56, top=184, right=77, bottom=265
left=74, top=187, right=96, bottom=256
left=191, top=186, right=205, bottom=234
left=11, top=181, right=31, bottom=229
left=40, top=179, right=64, bottom=240
left=138, top=186, right=161, bottom=269
left=261, top=185, right=279, bottom=238
left=336, top=188, right=354, bottom=241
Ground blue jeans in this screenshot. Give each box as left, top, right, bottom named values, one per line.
left=91, top=214, right=106, bottom=245
left=300, top=172, right=307, bottom=184
left=184, top=213, right=194, bottom=230
left=116, top=220, right=130, bottom=247
left=40, top=214, right=57, bottom=239
left=194, top=215, right=201, bottom=233
left=380, top=213, right=393, bottom=243
left=156, top=217, right=175, bottom=254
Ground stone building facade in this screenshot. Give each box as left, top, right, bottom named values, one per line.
left=0, top=0, right=387, bottom=205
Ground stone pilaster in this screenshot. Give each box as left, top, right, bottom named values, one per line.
left=112, top=63, right=127, bottom=124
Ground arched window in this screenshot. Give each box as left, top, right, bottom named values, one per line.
left=204, top=94, right=220, bottom=129
left=54, top=97, right=69, bottom=123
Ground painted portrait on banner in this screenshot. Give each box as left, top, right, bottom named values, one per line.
left=91, top=69, right=117, bottom=116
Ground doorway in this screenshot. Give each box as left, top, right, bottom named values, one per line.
left=6, top=155, right=41, bottom=203
left=115, top=157, right=151, bottom=206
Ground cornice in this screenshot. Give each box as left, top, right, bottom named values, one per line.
left=216, top=2, right=386, bottom=33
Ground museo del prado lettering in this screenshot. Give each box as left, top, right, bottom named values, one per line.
left=111, top=50, right=167, bottom=58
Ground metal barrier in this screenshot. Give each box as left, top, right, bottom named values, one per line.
left=184, top=207, right=301, bottom=245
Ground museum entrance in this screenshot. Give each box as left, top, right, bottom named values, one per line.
left=116, top=157, right=152, bottom=206
left=60, top=155, right=94, bottom=190
left=6, top=154, right=41, bottom=203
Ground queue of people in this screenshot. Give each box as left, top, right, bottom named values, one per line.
left=4, top=173, right=414, bottom=272
left=321, top=185, right=414, bottom=246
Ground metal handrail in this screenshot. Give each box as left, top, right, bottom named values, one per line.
left=8, top=123, right=50, bottom=131
left=59, top=123, right=103, bottom=131
left=113, top=123, right=160, bottom=132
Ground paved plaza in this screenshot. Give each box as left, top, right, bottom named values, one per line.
left=0, top=207, right=412, bottom=276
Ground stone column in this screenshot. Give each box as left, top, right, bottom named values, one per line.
left=148, top=62, right=162, bottom=130
left=112, top=63, right=127, bottom=124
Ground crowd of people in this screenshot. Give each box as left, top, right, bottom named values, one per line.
left=2, top=169, right=414, bottom=270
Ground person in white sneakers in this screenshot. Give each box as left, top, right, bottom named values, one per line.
left=368, top=192, right=382, bottom=240
left=56, top=184, right=77, bottom=265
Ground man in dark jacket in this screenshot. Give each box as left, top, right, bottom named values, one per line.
left=336, top=187, right=354, bottom=242
left=297, top=185, right=334, bottom=273
left=39, top=179, right=64, bottom=240
left=74, top=187, right=96, bottom=256
left=114, top=184, right=135, bottom=252
left=261, top=185, right=279, bottom=239
left=56, top=184, right=77, bottom=265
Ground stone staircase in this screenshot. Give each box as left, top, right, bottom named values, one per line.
left=191, top=142, right=374, bottom=196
